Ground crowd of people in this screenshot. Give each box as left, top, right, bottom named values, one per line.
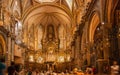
left=17, top=65, right=97, bottom=75
left=0, top=57, right=120, bottom=75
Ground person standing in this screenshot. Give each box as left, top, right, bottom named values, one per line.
left=32, top=70, right=37, bottom=75
left=39, top=71, right=44, bottom=75
left=36, top=70, right=39, bottom=75
left=85, top=66, right=93, bottom=74
left=111, top=61, right=119, bottom=75
left=27, top=69, right=32, bottom=75
left=7, top=61, right=16, bottom=75
left=0, top=57, right=6, bottom=75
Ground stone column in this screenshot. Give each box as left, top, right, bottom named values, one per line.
left=11, top=38, right=15, bottom=61
left=97, top=59, right=104, bottom=74
left=11, top=23, right=15, bottom=61
left=74, top=35, right=81, bottom=68
left=103, top=25, right=110, bottom=60
left=71, top=44, right=75, bottom=59
left=86, top=42, right=92, bottom=66
left=22, top=48, right=25, bottom=66
left=7, top=33, right=11, bottom=66
left=86, top=49, right=91, bottom=66
left=97, top=23, right=110, bottom=74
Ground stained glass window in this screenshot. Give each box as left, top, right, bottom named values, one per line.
left=59, top=25, right=64, bottom=49
left=38, top=25, right=43, bottom=49
left=15, top=21, right=22, bottom=44
left=66, top=0, right=73, bottom=10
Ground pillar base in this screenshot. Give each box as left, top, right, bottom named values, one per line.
left=97, top=59, right=109, bottom=74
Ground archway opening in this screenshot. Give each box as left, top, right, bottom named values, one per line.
left=0, top=34, right=6, bottom=62
left=89, top=13, right=100, bottom=43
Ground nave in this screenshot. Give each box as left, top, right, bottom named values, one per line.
left=0, top=0, right=120, bottom=75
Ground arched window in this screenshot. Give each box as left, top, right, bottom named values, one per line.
left=59, top=25, right=66, bottom=49
left=38, top=25, right=43, bottom=49
left=66, top=0, right=73, bottom=10
left=29, top=25, right=34, bottom=48
left=15, top=21, right=22, bottom=44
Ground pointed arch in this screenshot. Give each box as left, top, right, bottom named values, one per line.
left=37, top=25, right=43, bottom=49
left=89, top=12, right=100, bottom=43
left=0, top=34, right=6, bottom=55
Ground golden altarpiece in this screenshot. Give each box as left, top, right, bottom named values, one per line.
left=25, top=24, right=72, bottom=71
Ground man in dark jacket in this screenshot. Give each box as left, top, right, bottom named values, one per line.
left=7, top=61, right=16, bottom=75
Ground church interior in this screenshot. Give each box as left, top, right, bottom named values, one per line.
left=0, top=0, right=120, bottom=74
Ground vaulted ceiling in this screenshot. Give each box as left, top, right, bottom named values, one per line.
left=5, top=0, right=91, bottom=26
left=2, top=0, right=92, bottom=50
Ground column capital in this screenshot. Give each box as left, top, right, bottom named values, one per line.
left=7, top=32, right=11, bottom=37
left=11, top=33, right=16, bottom=40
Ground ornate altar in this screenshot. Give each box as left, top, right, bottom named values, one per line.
left=42, top=25, right=59, bottom=62
left=25, top=24, right=72, bottom=71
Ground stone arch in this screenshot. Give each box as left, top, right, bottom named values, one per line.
left=89, top=12, right=100, bottom=43
left=0, top=34, right=6, bottom=55
left=22, top=4, right=73, bottom=24
left=106, top=0, right=119, bottom=24
left=22, top=4, right=72, bottom=37
left=80, top=11, right=100, bottom=65
left=106, top=0, right=113, bottom=23
left=13, top=10, right=20, bottom=19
